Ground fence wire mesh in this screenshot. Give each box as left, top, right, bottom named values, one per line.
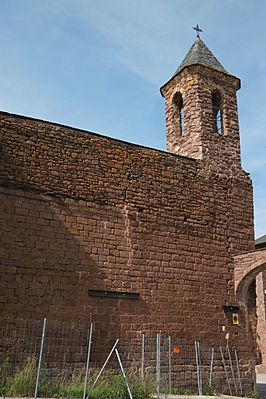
left=0, top=316, right=255, bottom=397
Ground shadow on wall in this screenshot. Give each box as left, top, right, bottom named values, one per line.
left=0, top=153, right=148, bottom=343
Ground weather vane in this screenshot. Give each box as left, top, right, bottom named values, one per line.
left=193, top=24, right=203, bottom=38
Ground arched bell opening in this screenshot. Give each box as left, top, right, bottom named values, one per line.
left=172, top=92, right=185, bottom=137
left=212, top=90, right=223, bottom=134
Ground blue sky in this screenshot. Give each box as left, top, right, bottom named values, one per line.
left=1, top=0, right=265, bottom=238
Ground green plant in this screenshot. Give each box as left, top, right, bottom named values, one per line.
left=7, top=356, right=36, bottom=397
left=38, top=369, right=84, bottom=398
left=130, top=380, right=154, bottom=399
left=0, top=357, right=10, bottom=396
left=171, top=386, right=197, bottom=395
left=41, top=381, right=63, bottom=398
left=61, top=372, right=85, bottom=398
left=1, top=362, right=154, bottom=399
left=202, top=383, right=217, bottom=395
left=247, top=389, right=260, bottom=399
left=86, top=371, right=154, bottom=399
left=38, top=373, right=63, bottom=399
left=89, top=373, right=127, bottom=399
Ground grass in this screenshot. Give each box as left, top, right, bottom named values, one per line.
left=202, top=383, right=217, bottom=396
left=159, top=382, right=217, bottom=396
left=0, top=357, right=11, bottom=396
left=0, top=357, right=154, bottom=398
left=89, top=374, right=127, bottom=399
left=2, top=358, right=256, bottom=398
left=87, top=372, right=154, bottom=399
left=248, top=389, right=260, bottom=399
left=6, top=356, right=36, bottom=397
left=170, top=386, right=198, bottom=395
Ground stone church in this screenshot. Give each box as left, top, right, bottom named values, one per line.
left=1, top=34, right=266, bottom=389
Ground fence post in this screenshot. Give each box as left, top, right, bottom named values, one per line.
left=234, top=349, right=243, bottom=396
left=156, top=333, right=160, bottom=399
left=220, top=346, right=232, bottom=396
left=198, top=342, right=203, bottom=394
left=168, top=336, right=172, bottom=395
left=251, top=356, right=256, bottom=394
left=34, top=318, right=47, bottom=399
left=115, top=349, right=133, bottom=399
left=227, top=344, right=237, bottom=395
left=209, top=347, right=214, bottom=387
left=88, top=339, right=119, bottom=396
left=141, top=333, right=145, bottom=381
left=195, top=341, right=198, bottom=393
left=83, top=322, right=93, bottom=399
left=195, top=341, right=202, bottom=395
left=209, top=348, right=214, bottom=388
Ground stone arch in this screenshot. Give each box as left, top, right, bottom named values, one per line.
left=172, top=91, right=185, bottom=136
left=236, top=261, right=266, bottom=304
left=234, top=249, right=266, bottom=369
left=212, top=90, right=223, bottom=134
left=234, top=249, right=266, bottom=304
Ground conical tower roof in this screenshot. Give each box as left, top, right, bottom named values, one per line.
left=173, top=37, right=228, bottom=78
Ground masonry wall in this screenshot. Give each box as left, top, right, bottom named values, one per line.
left=257, top=271, right=266, bottom=371
left=0, top=111, right=254, bottom=361
left=161, top=66, right=241, bottom=172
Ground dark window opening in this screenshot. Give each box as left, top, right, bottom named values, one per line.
left=173, top=92, right=185, bottom=136
left=180, top=104, right=185, bottom=135
left=212, top=92, right=223, bottom=134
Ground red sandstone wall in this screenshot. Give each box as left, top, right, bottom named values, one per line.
left=0, top=111, right=254, bottom=353
left=257, top=271, right=266, bottom=371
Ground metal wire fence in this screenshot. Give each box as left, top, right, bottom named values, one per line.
left=0, top=316, right=255, bottom=398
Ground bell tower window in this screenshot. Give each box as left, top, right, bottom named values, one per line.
left=173, top=92, right=185, bottom=136
left=212, top=91, right=223, bottom=134
left=180, top=104, right=185, bottom=135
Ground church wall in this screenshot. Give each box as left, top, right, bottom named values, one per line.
left=257, top=272, right=266, bottom=371
left=0, top=111, right=254, bottom=361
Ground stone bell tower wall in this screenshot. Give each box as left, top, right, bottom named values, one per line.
left=161, top=65, right=241, bottom=173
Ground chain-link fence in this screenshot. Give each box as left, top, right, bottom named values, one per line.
left=0, top=316, right=255, bottom=398
left=118, top=335, right=253, bottom=396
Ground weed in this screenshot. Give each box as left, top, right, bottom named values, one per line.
left=171, top=386, right=197, bottom=395
left=89, top=373, right=127, bottom=399
left=202, top=383, right=217, bottom=395
left=247, top=389, right=260, bottom=399
left=0, top=357, right=10, bottom=396
left=130, top=380, right=154, bottom=399
left=61, top=373, right=85, bottom=398
left=6, top=356, right=36, bottom=397
left=0, top=359, right=154, bottom=398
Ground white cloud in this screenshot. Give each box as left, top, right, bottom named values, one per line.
left=37, top=0, right=221, bottom=84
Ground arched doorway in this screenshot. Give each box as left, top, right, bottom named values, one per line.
left=234, top=250, right=266, bottom=371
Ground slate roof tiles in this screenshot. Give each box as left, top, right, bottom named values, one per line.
left=173, top=37, right=228, bottom=77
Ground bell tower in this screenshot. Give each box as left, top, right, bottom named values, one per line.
left=160, top=32, right=242, bottom=170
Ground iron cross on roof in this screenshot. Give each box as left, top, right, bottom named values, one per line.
left=193, top=24, right=203, bottom=38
